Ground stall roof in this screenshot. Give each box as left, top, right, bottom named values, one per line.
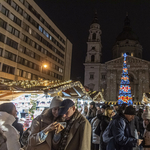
left=88, top=91, right=105, bottom=102
left=0, top=80, right=92, bottom=101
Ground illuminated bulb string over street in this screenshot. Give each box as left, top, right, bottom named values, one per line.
left=118, top=53, right=133, bottom=105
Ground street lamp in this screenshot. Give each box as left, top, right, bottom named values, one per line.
left=41, top=64, right=48, bottom=73
left=43, top=64, right=47, bottom=68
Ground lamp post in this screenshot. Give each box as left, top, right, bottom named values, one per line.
left=41, top=63, right=48, bottom=73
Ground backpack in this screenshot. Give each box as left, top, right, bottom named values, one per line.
left=102, top=120, right=114, bottom=143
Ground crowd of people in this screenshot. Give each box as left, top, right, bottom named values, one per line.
left=0, top=96, right=150, bottom=150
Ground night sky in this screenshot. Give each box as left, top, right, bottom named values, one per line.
left=34, top=0, right=150, bottom=84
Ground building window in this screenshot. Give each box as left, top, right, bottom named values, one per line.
left=131, top=53, right=133, bottom=56
left=9, top=13, right=15, bottom=21
left=92, top=33, right=96, bottom=40
left=24, top=59, right=28, bottom=66
left=4, top=50, right=16, bottom=62
left=9, top=13, right=21, bottom=26
left=90, top=74, right=94, bottom=79
left=91, top=55, right=95, bottom=62
left=12, top=1, right=17, bottom=9
left=0, top=48, right=3, bottom=56
left=7, top=24, right=13, bottom=33
left=0, top=18, right=7, bottom=29
left=32, top=74, right=37, bottom=80
left=29, top=28, right=32, bottom=34
left=17, top=56, right=24, bottom=64
left=25, top=1, right=29, bottom=8
left=29, top=62, right=33, bottom=68
left=27, top=72, right=31, bottom=79
left=18, top=45, right=25, bottom=53
left=39, top=26, right=43, bottom=32
left=17, top=69, right=23, bottom=77
left=102, top=75, right=106, bottom=80
left=0, top=33, right=5, bottom=43
left=1, top=6, right=9, bottom=16
left=2, top=64, right=15, bottom=75
left=4, top=0, right=11, bottom=5
left=6, top=37, right=18, bottom=49
left=7, top=25, right=20, bottom=37
left=35, top=54, right=40, bottom=61
left=22, top=71, right=27, bottom=78
left=19, top=0, right=24, bottom=4
left=11, top=1, right=23, bottom=15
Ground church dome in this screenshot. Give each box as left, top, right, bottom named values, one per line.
left=116, top=15, right=139, bottom=41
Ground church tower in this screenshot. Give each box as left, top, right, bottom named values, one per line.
left=112, top=13, right=143, bottom=59
left=84, top=11, right=102, bottom=91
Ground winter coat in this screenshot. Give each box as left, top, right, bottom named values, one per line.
left=138, top=116, right=144, bottom=137
left=13, top=118, right=23, bottom=138
left=60, top=110, right=91, bottom=150
left=27, top=109, right=54, bottom=150
left=13, top=117, right=23, bottom=147
left=106, top=113, right=137, bottom=150
left=0, top=130, right=7, bottom=150
left=129, top=115, right=140, bottom=138
left=0, top=111, right=21, bottom=150
left=91, top=116, right=100, bottom=144
left=143, top=123, right=150, bottom=150
left=87, top=107, right=97, bottom=122
left=99, top=116, right=110, bottom=150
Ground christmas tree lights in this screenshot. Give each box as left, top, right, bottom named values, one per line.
left=118, top=53, right=133, bottom=105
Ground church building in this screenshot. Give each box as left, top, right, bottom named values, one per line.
left=84, top=12, right=150, bottom=102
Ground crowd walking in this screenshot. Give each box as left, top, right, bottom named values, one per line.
left=0, top=97, right=150, bottom=150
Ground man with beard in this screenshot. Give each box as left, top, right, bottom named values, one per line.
left=52, top=99, right=91, bottom=150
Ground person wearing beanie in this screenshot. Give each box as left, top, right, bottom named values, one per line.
left=27, top=96, right=64, bottom=150
left=105, top=105, right=143, bottom=150
left=142, top=106, right=150, bottom=150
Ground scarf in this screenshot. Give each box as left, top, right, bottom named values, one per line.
left=58, top=110, right=78, bottom=150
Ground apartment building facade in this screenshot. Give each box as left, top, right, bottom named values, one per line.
left=0, top=0, right=72, bottom=81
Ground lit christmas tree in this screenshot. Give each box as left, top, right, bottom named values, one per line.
left=118, top=53, right=133, bottom=105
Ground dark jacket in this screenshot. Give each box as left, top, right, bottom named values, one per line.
left=12, top=118, right=23, bottom=138
left=129, top=115, right=139, bottom=138
left=138, top=116, right=144, bottom=137
left=106, top=113, right=137, bottom=150
left=12, top=117, right=23, bottom=147
left=87, top=107, right=97, bottom=122
left=99, top=116, right=110, bottom=150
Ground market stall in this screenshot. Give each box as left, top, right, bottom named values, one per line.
left=0, top=79, right=92, bottom=116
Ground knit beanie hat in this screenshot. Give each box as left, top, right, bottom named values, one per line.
left=50, top=96, right=63, bottom=109
left=124, top=105, right=136, bottom=115
left=142, top=106, right=150, bottom=120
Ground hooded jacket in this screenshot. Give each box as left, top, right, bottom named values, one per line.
left=106, top=113, right=137, bottom=150
left=0, top=112, right=21, bottom=150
